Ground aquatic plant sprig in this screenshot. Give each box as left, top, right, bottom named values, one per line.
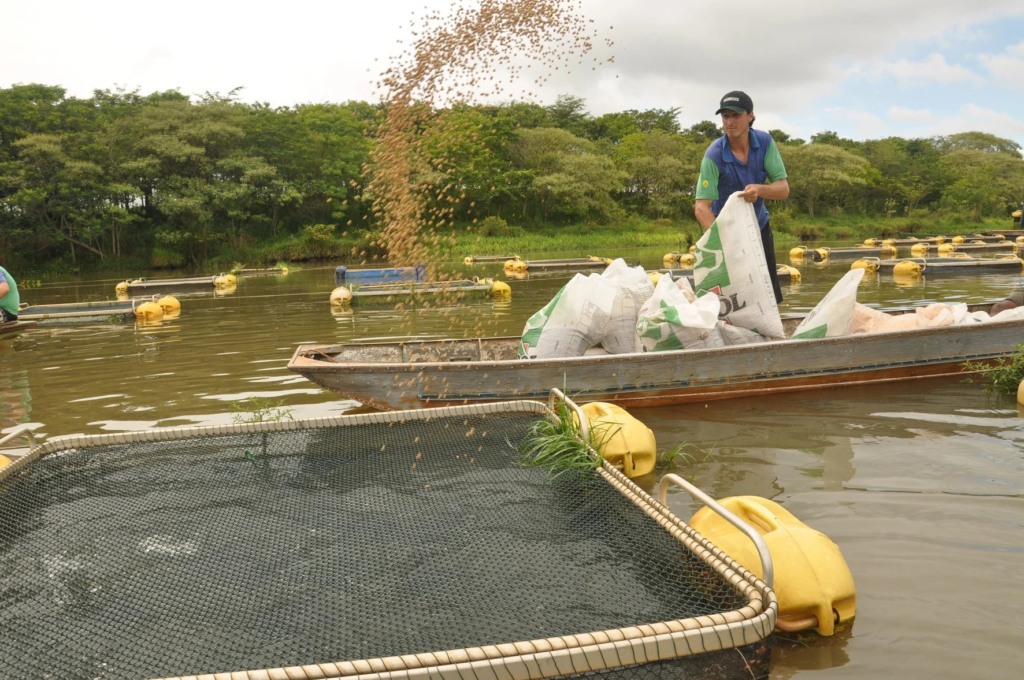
left=516, top=401, right=604, bottom=479
left=962, top=344, right=1024, bottom=397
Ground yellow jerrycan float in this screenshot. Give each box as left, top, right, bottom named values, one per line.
left=689, top=496, right=856, bottom=636
left=577, top=402, right=657, bottom=479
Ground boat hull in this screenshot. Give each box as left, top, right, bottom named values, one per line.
left=288, top=313, right=1024, bottom=410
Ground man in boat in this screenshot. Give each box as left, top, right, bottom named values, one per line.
left=0, top=265, right=20, bottom=322
left=989, top=289, right=1024, bottom=316
left=694, top=91, right=790, bottom=303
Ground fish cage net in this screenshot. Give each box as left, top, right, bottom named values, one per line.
left=0, top=400, right=774, bottom=680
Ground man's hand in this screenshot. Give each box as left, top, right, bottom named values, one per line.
left=739, top=184, right=760, bottom=202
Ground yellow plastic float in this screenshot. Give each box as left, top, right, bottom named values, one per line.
left=488, top=280, right=511, bottom=298
left=662, top=252, right=681, bottom=265
left=777, top=264, right=802, bottom=282
left=115, top=280, right=129, bottom=295
left=937, top=243, right=956, bottom=256
left=330, top=286, right=354, bottom=306
left=909, top=242, right=930, bottom=256
left=0, top=453, right=11, bottom=470
left=952, top=235, right=966, bottom=244
left=214, top=273, right=237, bottom=288
left=892, top=260, right=924, bottom=277
left=647, top=271, right=662, bottom=286
left=577, top=402, right=656, bottom=479
left=789, top=246, right=829, bottom=263
left=850, top=258, right=880, bottom=273
left=156, top=295, right=181, bottom=314
left=677, top=252, right=696, bottom=267
left=134, top=300, right=163, bottom=321
left=863, top=238, right=878, bottom=247
left=689, top=495, right=856, bottom=636
left=503, top=258, right=528, bottom=274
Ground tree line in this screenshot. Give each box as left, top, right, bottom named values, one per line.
left=1, top=84, right=1022, bottom=271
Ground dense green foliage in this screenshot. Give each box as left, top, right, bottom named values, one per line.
left=1, top=84, right=1022, bottom=274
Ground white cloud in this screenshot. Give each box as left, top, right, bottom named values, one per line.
left=889, top=106, right=935, bottom=123
left=979, top=41, right=1024, bottom=90
left=862, top=53, right=983, bottom=87
left=3, top=0, right=1024, bottom=146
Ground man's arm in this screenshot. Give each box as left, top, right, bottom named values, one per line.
left=0, top=281, right=9, bottom=299
left=694, top=199, right=716, bottom=231
left=738, top=178, right=790, bottom=203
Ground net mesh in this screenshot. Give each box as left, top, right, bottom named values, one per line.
left=0, top=404, right=770, bottom=679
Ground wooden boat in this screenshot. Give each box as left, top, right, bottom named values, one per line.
left=334, top=264, right=426, bottom=285
left=0, top=320, right=38, bottom=337
left=287, top=303, right=1022, bottom=410
left=18, top=299, right=136, bottom=323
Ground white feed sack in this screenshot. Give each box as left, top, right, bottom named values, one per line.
left=636, top=274, right=724, bottom=351
left=791, top=268, right=865, bottom=339
left=518, top=273, right=615, bottom=359
left=693, top=193, right=785, bottom=339
left=600, top=258, right=655, bottom=354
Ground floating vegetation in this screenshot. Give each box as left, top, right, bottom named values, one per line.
left=230, top=397, right=295, bottom=424
left=963, top=344, right=1024, bottom=397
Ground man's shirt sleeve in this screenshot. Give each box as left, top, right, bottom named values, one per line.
left=765, top=138, right=787, bottom=182
left=695, top=157, right=720, bottom=200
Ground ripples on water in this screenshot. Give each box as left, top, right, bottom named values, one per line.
left=2, top=249, right=1023, bottom=679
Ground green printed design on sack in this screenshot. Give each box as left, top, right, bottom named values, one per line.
left=637, top=300, right=685, bottom=351
left=518, top=284, right=567, bottom=357
left=792, top=324, right=828, bottom=339
left=694, top=223, right=731, bottom=294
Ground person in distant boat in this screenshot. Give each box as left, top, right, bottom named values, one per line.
left=0, top=265, right=19, bottom=322
left=694, top=90, right=790, bottom=303
left=989, top=289, right=1024, bottom=316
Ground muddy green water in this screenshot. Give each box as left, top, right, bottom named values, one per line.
left=3, top=246, right=1023, bottom=679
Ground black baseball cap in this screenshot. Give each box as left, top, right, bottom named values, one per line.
left=715, top=91, right=753, bottom=114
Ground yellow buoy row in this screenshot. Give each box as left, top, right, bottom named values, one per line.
left=789, top=246, right=831, bottom=263
left=504, top=258, right=528, bottom=274
left=329, top=279, right=511, bottom=307
left=134, top=295, right=181, bottom=322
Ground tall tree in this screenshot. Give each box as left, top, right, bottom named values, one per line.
left=783, top=143, right=873, bottom=218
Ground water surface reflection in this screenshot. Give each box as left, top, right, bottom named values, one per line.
left=2, top=249, right=1023, bottom=678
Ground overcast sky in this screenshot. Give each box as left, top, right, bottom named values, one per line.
left=4, top=0, right=1024, bottom=148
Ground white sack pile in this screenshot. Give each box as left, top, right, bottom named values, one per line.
left=518, top=258, right=654, bottom=359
